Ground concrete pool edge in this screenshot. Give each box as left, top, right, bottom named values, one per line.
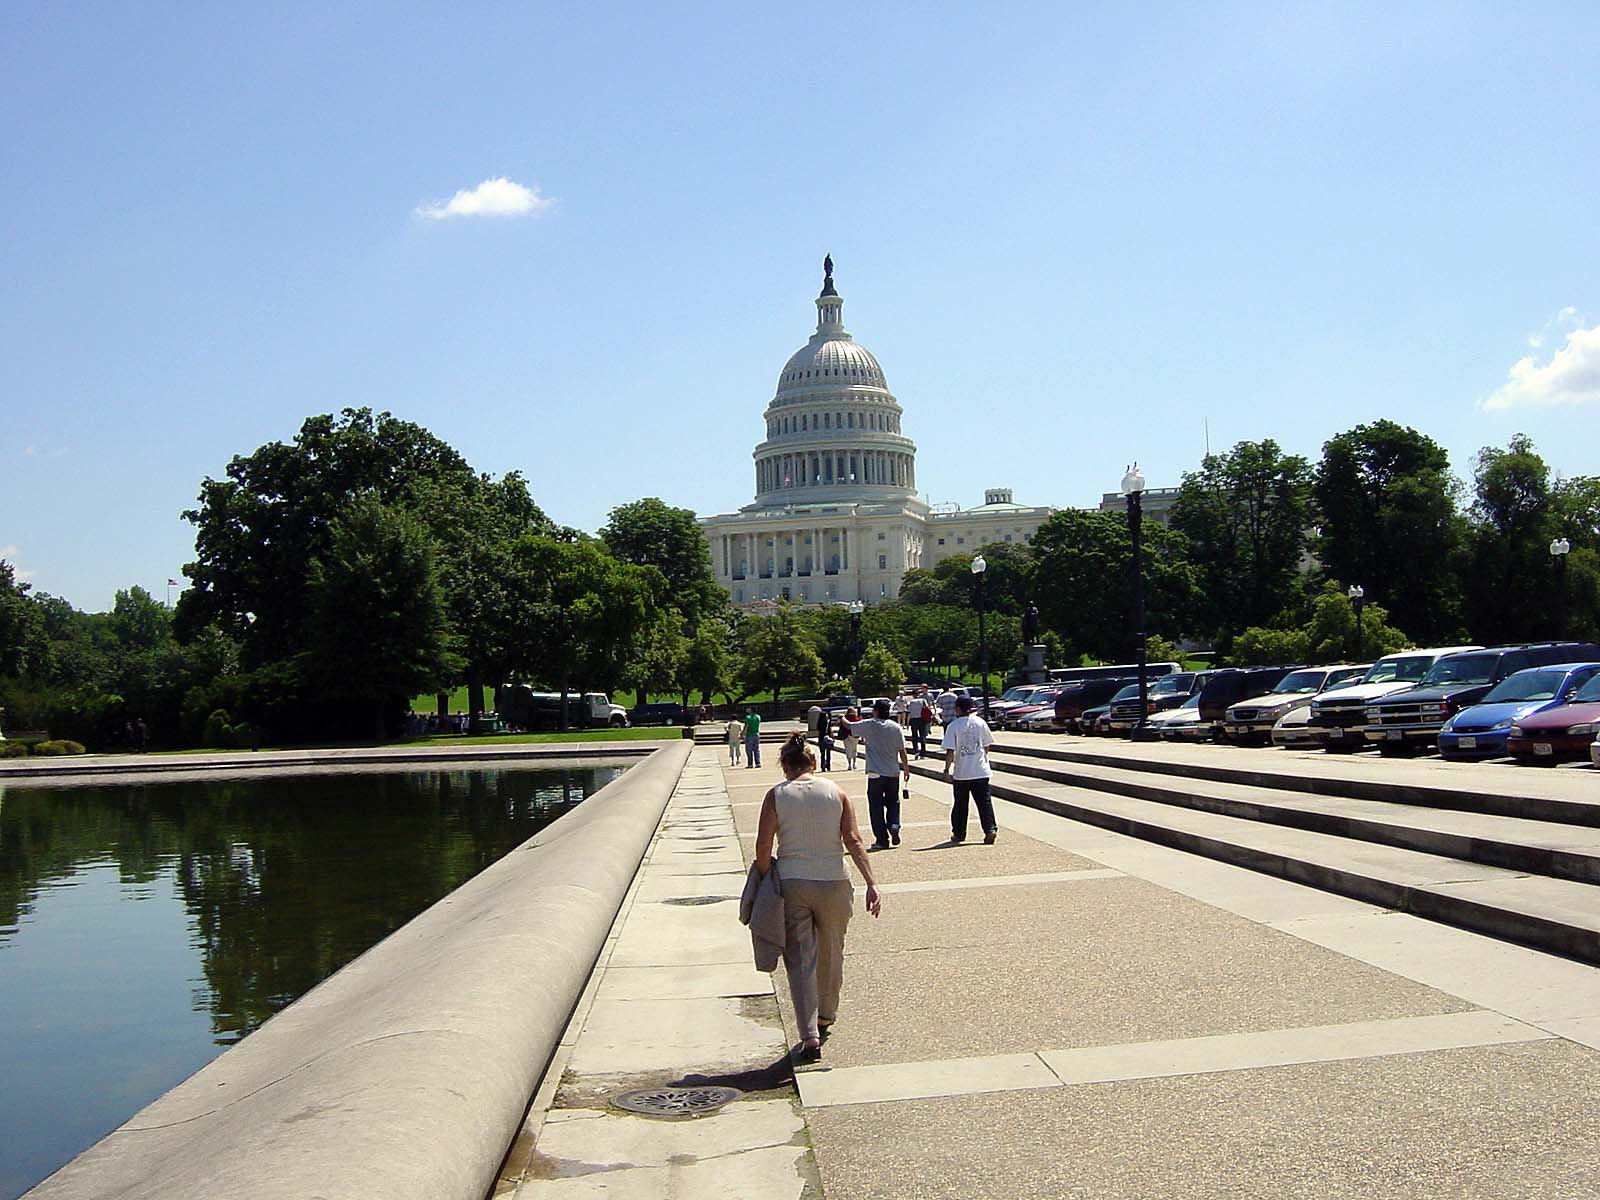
left=22, top=740, right=694, bottom=1200
left=0, top=739, right=677, bottom=782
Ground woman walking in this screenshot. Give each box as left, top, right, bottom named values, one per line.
left=726, top=715, right=744, bottom=766
left=840, top=707, right=860, bottom=770
left=755, top=733, right=881, bottom=1059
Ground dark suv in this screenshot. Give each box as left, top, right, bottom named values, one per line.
left=1054, top=677, right=1135, bottom=731
left=1364, top=642, right=1600, bottom=753
left=1106, top=672, right=1199, bottom=733
left=1197, top=667, right=1299, bottom=739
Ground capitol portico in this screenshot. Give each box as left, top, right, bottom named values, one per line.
left=700, top=259, right=1053, bottom=607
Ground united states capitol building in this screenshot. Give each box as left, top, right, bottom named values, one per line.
left=699, top=259, right=1055, bottom=608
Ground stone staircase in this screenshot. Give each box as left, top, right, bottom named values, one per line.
left=907, top=741, right=1600, bottom=965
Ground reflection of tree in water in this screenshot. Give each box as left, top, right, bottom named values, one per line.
left=0, top=766, right=622, bottom=1042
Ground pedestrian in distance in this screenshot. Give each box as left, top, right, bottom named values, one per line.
left=744, top=708, right=763, bottom=768
left=845, top=699, right=911, bottom=850
left=891, top=693, right=909, bottom=728
left=726, top=716, right=744, bottom=766
left=942, top=694, right=998, bottom=844
left=754, top=732, right=881, bottom=1061
left=908, top=693, right=934, bottom=758
left=840, top=708, right=860, bottom=771
left=806, top=703, right=824, bottom=739
left=817, top=718, right=835, bottom=771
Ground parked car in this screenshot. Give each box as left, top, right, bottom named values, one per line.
left=1055, top=677, right=1137, bottom=732
left=820, top=693, right=860, bottom=719
left=1224, top=664, right=1369, bottom=746
left=1083, top=686, right=1141, bottom=736
left=1438, top=662, right=1600, bottom=759
left=999, top=687, right=1065, bottom=730
left=1106, top=672, right=1199, bottom=733
left=987, top=684, right=1052, bottom=721
left=1365, top=642, right=1600, bottom=754
left=1268, top=669, right=1372, bottom=747
left=628, top=701, right=684, bottom=726
left=1197, top=667, right=1298, bottom=740
left=1506, top=672, right=1600, bottom=764
left=1307, top=646, right=1482, bottom=751
left=1016, top=704, right=1065, bottom=732
left=1157, top=694, right=1208, bottom=741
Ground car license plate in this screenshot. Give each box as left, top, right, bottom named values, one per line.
left=1327, top=729, right=1344, bottom=740
left=1386, top=730, right=1403, bottom=742
left=1230, top=724, right=1249, bottom=734
left=1457, top=736, right=1476, bottom=750
left=1534, top=743, right=1553, bottom=757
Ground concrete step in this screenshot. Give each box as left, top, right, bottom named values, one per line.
left=907, top=760, right=1600, bottom=965
left=984, top=751, right=1600, bottom=888
left=990, top=739, right=1600, bottom=828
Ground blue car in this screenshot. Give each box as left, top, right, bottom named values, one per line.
left=1438, top=662, right=1600, bottom=759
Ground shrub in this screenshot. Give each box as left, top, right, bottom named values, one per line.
left=202, top=708, right=234, bottom=749
left=0, top=741, right=29, bottom=758
left=32, top=739, right=87, bottom=756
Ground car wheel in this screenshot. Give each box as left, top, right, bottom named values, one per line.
left=610, top=714, right=626, bottom=727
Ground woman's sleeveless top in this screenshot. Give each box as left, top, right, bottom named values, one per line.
left=774, top=775, right=848, bottom=881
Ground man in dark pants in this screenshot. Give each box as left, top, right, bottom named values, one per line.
left=942, top=694, right=997, bottom=844
left=908, top=693, right=933, bottom=758
left=846, top=698, right=910, bottom=849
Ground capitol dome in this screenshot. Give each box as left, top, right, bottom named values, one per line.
left=745, top=258, right=918, bottom=509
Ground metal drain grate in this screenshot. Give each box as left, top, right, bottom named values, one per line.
left=611, top=1085, right=741, bottom=1118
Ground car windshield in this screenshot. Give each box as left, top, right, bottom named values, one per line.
left=1177, top=695, right=1201, bottom=710
left=1000, top=687, right=1036, bottom=702
left=1110, top=685, right=1141, bottom=702
left=1324, top=667, right=1367, bottom=689
left=1150, top=675, right=1191, bottom=696
left=1575, top=676, right=1600, bottom=703
left=1422, top=654, right=1499, bottom=687
left=1483, top=669, right=1570, bottom=703
left=1362, top=656, right=1431, bottom=684
left=1272, top=670, right=1327, bottom=695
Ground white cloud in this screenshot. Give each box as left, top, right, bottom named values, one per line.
left=1560, top=305, right=1579, bottom=322
left=0, top=544, right=32, bottom=581
left=1484, top=322, right=1600, bottom=411
left=416, top=177, right=553, bottom=220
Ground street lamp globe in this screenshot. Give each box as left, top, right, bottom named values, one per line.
left=971, top=554, right=987, bottom=576
left=1121, top=463, right=1146, bottom=496
left=1347, top=584, right=1364, bottom=601
left=1551, top=538, right=1572, bottom=558
left=847, top=599, right=864, bottom=614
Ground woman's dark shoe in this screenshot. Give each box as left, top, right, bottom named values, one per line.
left=798, top=1039, right=823, bottom=1062
left=890, top=827, right=901, bottom=846
left=984, top=830, right=998, bottom=845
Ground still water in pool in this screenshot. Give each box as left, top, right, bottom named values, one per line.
left=0, top=762, right=628, bottom=1199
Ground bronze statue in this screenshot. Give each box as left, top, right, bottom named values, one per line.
left=1023, top=603, right=1040, bottom=645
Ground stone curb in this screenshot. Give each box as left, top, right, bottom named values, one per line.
left=24, top=741, right=693, bottom=1200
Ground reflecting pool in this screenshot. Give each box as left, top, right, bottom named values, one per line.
left=0, top=761, right=629, bottom=1199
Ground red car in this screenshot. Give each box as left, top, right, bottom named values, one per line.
left=1505, top=674, right=1600, bottom=763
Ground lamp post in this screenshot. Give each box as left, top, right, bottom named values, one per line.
left=1347, top=584, right=1365, bottom=659
left=1122, top=464, right=1148, bottom=734
left=1551, top=538, right=1571, bottom=639
left=971, top=555, right=990, bottom=720
left=847, top=600, right=865, bottom=677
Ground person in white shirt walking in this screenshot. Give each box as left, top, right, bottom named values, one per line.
left=942, top=694, right=998, bottom=844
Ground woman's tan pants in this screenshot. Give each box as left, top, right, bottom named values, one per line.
left=780, top=878, right=854, bottom=1041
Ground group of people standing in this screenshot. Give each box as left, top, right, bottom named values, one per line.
left=742, top=692, right=998, bottom=1061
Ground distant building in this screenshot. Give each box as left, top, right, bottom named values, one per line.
left=699, top=260, right=1053, bottom=607
left=1096, top=486, right=1180, bottom=528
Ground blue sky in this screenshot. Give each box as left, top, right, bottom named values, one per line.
left=5, top=2, right=1599, bottom=610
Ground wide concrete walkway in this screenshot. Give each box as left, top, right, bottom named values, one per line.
left=724, top=747, right=1600, bottom=1199
left=509, top=743, right=1600, bottom=1198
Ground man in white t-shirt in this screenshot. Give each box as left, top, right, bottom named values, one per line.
left=941, top=694, right=997, bottom=844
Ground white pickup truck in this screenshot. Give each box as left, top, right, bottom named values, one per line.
left=1305, top=646, right=1480, bottom=751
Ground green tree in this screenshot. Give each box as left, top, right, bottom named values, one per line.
left=1233, top=583, right=1409, bottom=666
left=0, top=560, right=46, bottom=677
left=300, top=496, right=454, bottom=738
left=739, top=605, right=824, bottom=703
left=177, top=409, right=483, bottom=669
left=622, top=609, right=691, bottom=706
left=853, top=640, right=906, bottom=697
left=898, top=543, right=1033, bottom=615
left=1313, top=420, right=1464, bottom=641
left=1464, top=434, right=1556, bottom=643
left=1170, top=439, right=1314, bottom=637
left=503, top=537, right=664, bottom=726
left=600, top=498, right=723, bottom=626
left=1030, top=510, right=1200, bottom=662
left=683, top=617, right=736, bottom=704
